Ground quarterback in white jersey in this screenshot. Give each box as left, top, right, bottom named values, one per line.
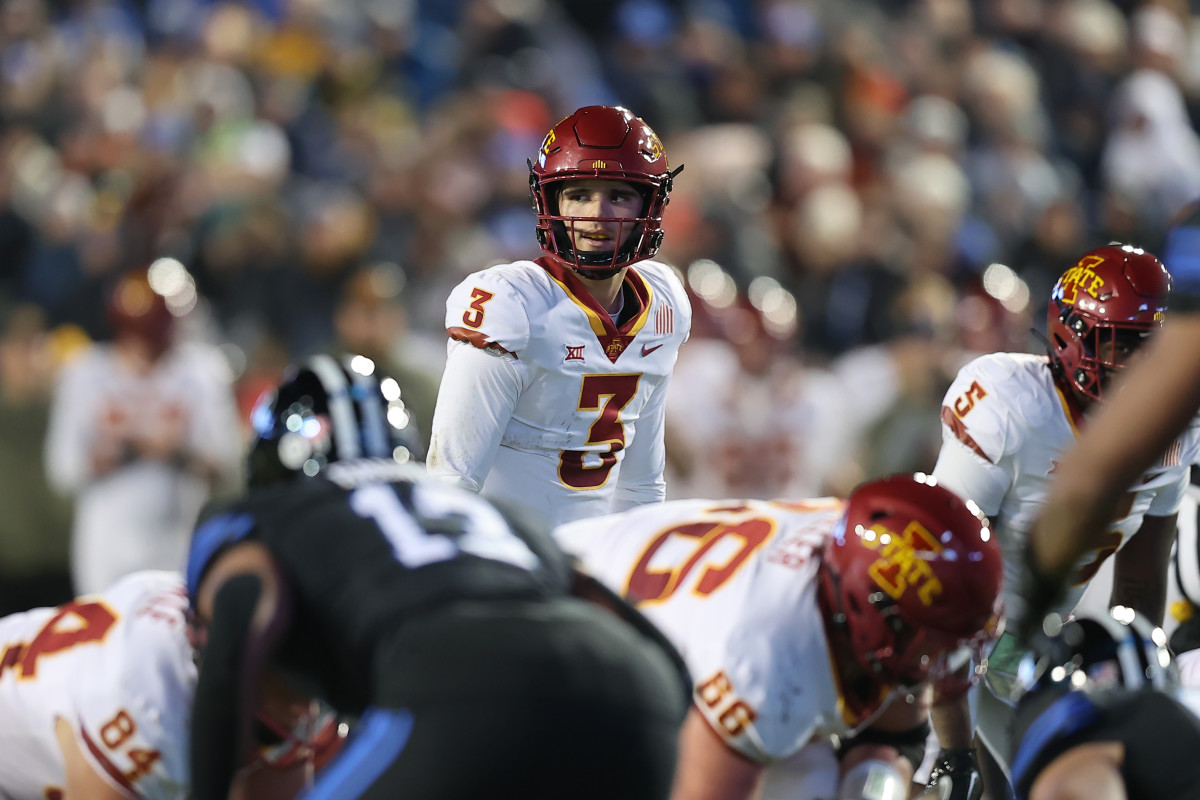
left=0, top=571, right=193, bottom=800
left=556, top=474, right=1002, bottom=800
left=926, top=245, right=1188, bottom=794
left=429, top=105, right=691, bottom=528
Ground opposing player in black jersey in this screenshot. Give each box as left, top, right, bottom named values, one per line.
left=186, top=355, right=690, bottom=800
left=1010, top=607, right=1200, bottom=800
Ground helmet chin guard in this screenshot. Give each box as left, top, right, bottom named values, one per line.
left=529, top=105, right=682, bottom=278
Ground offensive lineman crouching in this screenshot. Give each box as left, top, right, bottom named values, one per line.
left=554, top=474, right=1003, bottom=800
left=186, top=459, right=689, bottom=800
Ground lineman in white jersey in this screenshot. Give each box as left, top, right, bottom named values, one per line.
left=428, top=105, right=691, bottom=528
left=555, top=474, right=1002, bottom=800
left=926, top=244, right=1194, bottom=798
left=0, top=571, right=193, bottom=800
left=0, top=570, right=339, bottom=800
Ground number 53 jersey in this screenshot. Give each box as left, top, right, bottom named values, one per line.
left=429, top=257, right=691, bottom=528
left=0, top=571, right=194, bottom=800
left=555, top=498, right=859, bottom=765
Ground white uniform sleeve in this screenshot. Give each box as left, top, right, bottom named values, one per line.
left=931, top=441, right=1011, bottom=518
left=428, top=270, right=532, bottom=492
left=1148, top=466, right=1190, bottom=516
left=930, top=359, right=1017, bottom=517
left=44, top=355, right=96, bottom=495
left=427, top=341, right=526, bottom=493
left=442, top=270, right=532, bottom=353
left=613, top=377, right=669, bottom=511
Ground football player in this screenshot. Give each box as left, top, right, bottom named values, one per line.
left=187, top=356, right=691, bottom=800
left=427, top=105, right=692, bottom=528
left=1022, top=206, right=1200, bottom=652
left=1010, top=608, right=1200, bottom=800
left=926, top=244, right=1198, bottom=798
left=0, top=570, right=337, bottom=800
left=553, top=473, right=1003, bottom=800
left=45, top=266, right=243, bottom=594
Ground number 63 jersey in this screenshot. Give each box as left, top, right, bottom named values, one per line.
left=555, top=498, right=861, bottom=766
left=0, top=571, right=194, bottom=800
left=429, top=257, right=691, bottom=528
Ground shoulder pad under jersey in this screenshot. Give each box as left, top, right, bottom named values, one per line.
left=445, top=265, right=534, bottom=355
left=938, top=354, right=1049, bottom=465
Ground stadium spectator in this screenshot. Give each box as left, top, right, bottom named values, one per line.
left=45, top=265, right=242, bottom=594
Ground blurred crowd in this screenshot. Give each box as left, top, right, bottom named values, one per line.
left=2, top=0, right=1199, bottom=611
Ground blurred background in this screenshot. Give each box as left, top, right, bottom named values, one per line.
left=1, top=0, right=1197, bottom=610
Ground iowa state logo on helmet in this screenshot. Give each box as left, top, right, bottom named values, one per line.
left=860, top=520, right=945, bottom=606
left=1056, top=253, right=1108, bottom=304
left=642, top=130, right=665, bottom=163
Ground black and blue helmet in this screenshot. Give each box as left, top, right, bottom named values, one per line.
left=246, top=353, right=424, bottom=488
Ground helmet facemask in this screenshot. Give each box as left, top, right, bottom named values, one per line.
left=1045, top=244, right=1171, bottom=403
left=532, top=171, right=671, bottom=280
left=1050, top=305, right=1155, bottom=401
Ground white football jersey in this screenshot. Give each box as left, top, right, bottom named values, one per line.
left=932, top=353, right=1197, bottom=621
left=556, top=498, right=881, bottom=767
left=429, top=257, right=691, bottom=528
left=0, top=571, right=194, bottom=800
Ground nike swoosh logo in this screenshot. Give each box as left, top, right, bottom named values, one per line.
left=641, top=344, right=664, bottom=357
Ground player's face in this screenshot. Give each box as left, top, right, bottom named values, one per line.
left=557, top=179, right=645, bottom=252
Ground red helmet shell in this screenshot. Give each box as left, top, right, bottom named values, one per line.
left=530, top=105, right=679, bottom=278
left=107, top=268, right=174, bottom=356
left=821, top=474, right=1002, bottom=694
left=1047, top=245, right=1170, bottom=401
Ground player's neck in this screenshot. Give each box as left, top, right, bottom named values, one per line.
left=576, top=269, right=629, bottom=315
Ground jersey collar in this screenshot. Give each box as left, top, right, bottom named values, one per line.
left=536, top=256, right=654, bottom=363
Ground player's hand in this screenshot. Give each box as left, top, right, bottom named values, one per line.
left=915, top=748, right=983, bottom=800
left=1012, top=544, right=1067, bottom=650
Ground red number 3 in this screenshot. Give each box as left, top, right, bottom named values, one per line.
left=462, top=287, right=494, bottom=328
left=559, top=373, right=641, bottom=490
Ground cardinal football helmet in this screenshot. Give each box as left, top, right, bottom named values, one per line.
left=107, top=267, right=175, bottom=356
left=819, top=474, right=1002, bottom=717
left=1046, top=244, right=1170, bottom=402
left=247, top=353, right=423, bottom=488
left=529, top=105, right=682, bottom=279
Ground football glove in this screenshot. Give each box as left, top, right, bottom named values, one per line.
left=916, top=748, right=983, bottom=800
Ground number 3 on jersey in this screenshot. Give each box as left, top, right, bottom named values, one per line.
left=559, top=373, right=641, bottom=490
left=462, top=287, right=494, bottom=328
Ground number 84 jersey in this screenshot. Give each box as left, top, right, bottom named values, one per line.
left=555, top=498, right=857, bottom=765
left=0, top=571, right=193, bottom=800
left=430, top=257, right=691, bottom=528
